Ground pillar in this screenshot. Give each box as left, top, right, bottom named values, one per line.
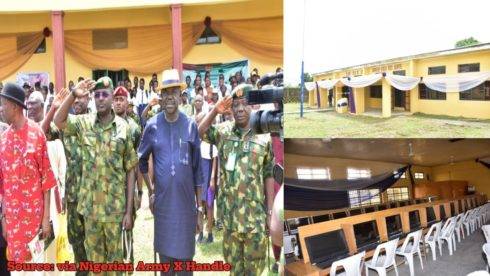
left=382, top=78, right=392, bottom=118
left=170, top=4, right=183, bottom=75
left=51, top=11, right=66, bottom=93
left=354, top=87, right=365, bottom=114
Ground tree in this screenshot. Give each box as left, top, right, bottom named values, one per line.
left=302, top=72, right=313, bottom=83
left=455, top=37, right=480, bottom=48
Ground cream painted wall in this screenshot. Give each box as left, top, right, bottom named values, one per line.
left=313, top=50, right=490, bottom=119
left=432, top=160, right=490, bottom=197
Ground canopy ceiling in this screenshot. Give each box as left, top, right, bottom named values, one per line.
left=285, top=139, right=490, bottom=167
left=0, top=0, right=247, bottom=13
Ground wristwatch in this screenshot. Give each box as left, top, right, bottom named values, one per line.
left=197, top=206, right=204, bottom=213
left=267, top=209, right=273, bottom=216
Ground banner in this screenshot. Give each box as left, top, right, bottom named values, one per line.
left=16, top=72, right=50, bottom=87
left=183, top=59, right=249, bottom=85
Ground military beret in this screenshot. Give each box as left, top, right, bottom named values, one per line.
left=231, top=83, right=253, bottom=99
left=114, top=86, right=129, bottom=98
left=94, top=76, right=114, bottom=91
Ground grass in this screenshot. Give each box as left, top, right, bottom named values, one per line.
left=284, top=103, right=490, bottom=138
left=132, top=193, right=279, bottom=276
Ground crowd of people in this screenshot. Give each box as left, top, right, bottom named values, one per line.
left=0, top=67, right=283, bottom=276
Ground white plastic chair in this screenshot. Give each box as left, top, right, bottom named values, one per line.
left=365, top=238, right=399, bottom=276
left=396, top=229, right=423, bottom=276
left=438, top=219, right=456, bottom=255
left=454, top=213, right=465, bottom=243
left=482, top=225, right=490, bottom=243
left=463, top=210, right=476, bottom=236
left=330, top=251, right=365, bottom=276
left=482, top=243, right=490, bottom=272
left=421, top=221, right=442, bottom=261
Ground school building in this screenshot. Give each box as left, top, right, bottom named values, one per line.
left=0, top=0, right=282, bottom=91
left=307, top=43, right=490, bottom=119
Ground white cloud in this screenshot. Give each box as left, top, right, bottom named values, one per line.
left=284, top=0, right=490, bottom=85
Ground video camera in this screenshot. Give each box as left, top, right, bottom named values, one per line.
left=246, top=72, right=283, bottom=135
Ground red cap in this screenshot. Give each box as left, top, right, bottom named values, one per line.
left=114, top=86, right=129, bottom=98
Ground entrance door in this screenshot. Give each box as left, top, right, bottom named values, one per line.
left=92, top=69, right=128, bottom=86
left=393, top=88, right=405, bottom=108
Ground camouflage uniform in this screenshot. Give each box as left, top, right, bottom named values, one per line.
left=203, top=120, right=274, bottom=276
left=64, top=107, right=138, bottom=264
left=47, top=119, right=88, bottom=275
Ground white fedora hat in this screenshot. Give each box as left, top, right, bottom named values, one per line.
left=161, top=69, right=186, bottom=90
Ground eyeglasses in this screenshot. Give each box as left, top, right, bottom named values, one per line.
left=94, top=91, right=110, bottom=99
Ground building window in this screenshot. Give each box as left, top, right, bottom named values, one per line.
left=296, top=167, right=331, bottom=180
left=347, top=168, right=371, bottom=180
left=419, top=84, right=446, bottom=100
left=414, top=172, right=424, bottom=179
left=17, top=36, right=46, bottom=54
left=92, top=29, right=128, bottom=50
left=393, top=70, right=406, bottom=76
left=428, top=66, right=446, bottom=75
left=349, top=189, right=381, bottom=208
left=460, top=81, right=490, bottom=101
left=370, top=85, right=382, bottom=98
left=387, top=187, right=410, bottom=202
left=458, top=63, right=480, bottom=73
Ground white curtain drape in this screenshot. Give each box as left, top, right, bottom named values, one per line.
left=422, top=71, right=490, bottom=93
left=304, top=82, right=317, bottom=91
left=318, top=79, right=339, bottom=90
left=340, top=73, right=382, bottom=88
left=385, top=74, right=420, bottom=91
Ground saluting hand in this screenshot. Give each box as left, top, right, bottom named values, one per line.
left=52, top=88, right=69, bottom=109
left=72, top=79, right=96, bottom=98
left=214, top=95, right=232, bottom=114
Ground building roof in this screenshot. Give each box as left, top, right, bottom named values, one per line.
left=312, top=42, right=490, bottom=77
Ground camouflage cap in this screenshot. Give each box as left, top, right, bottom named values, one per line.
left=94, top=76, right=114, bottom=91
left=231, top=83, right=253, bottom=99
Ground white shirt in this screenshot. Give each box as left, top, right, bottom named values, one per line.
left=200, top=141, right=218, bottom=160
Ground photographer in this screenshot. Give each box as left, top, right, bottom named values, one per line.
left=198, top=84, right=275, bottom=276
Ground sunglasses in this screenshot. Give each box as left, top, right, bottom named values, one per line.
left=94, top=91, right=110, bottom=99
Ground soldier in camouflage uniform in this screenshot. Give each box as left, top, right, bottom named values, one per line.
left=113, top=85, right=142, bottom=265
left=198, top=84, right=275, bottom=275
left=54, top=77, right=138, bottom=267
left=43, top=84, right=90, bottom=275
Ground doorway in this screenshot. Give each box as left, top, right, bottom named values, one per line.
left=92, top=69, right=128, bottom=86
left=392, top=87, right=410, bottom=111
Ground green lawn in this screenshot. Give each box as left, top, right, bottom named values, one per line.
left=132, top=192, right=279, bottom=276
left=285, top=103, right=490, bottom=138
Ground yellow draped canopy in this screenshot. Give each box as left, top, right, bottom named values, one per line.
left=0, top=32, right=45, bottom=81
left=64, top=23, right=204, bottom=75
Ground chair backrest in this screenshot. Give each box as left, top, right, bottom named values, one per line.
left=400, top=229, right=422, bottom=254
left=441, top=217, right=453, bottom=234
left=426, top=221, right=442, bottom=243
left=455, top=214, right=463, bottom=227
left=482, top=225, right=490, bottom=243
left=482, top=243, right=490, bottom=266
left=330, top=251, right=365, bottom=276
left=372, top=238, right=399, bottom=268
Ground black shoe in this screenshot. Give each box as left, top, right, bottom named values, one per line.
left=206, top=233, right=214, bottom=243
left=272, top=262, right=278, bottom=273
left=197, top=232, right=204, bottom=243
